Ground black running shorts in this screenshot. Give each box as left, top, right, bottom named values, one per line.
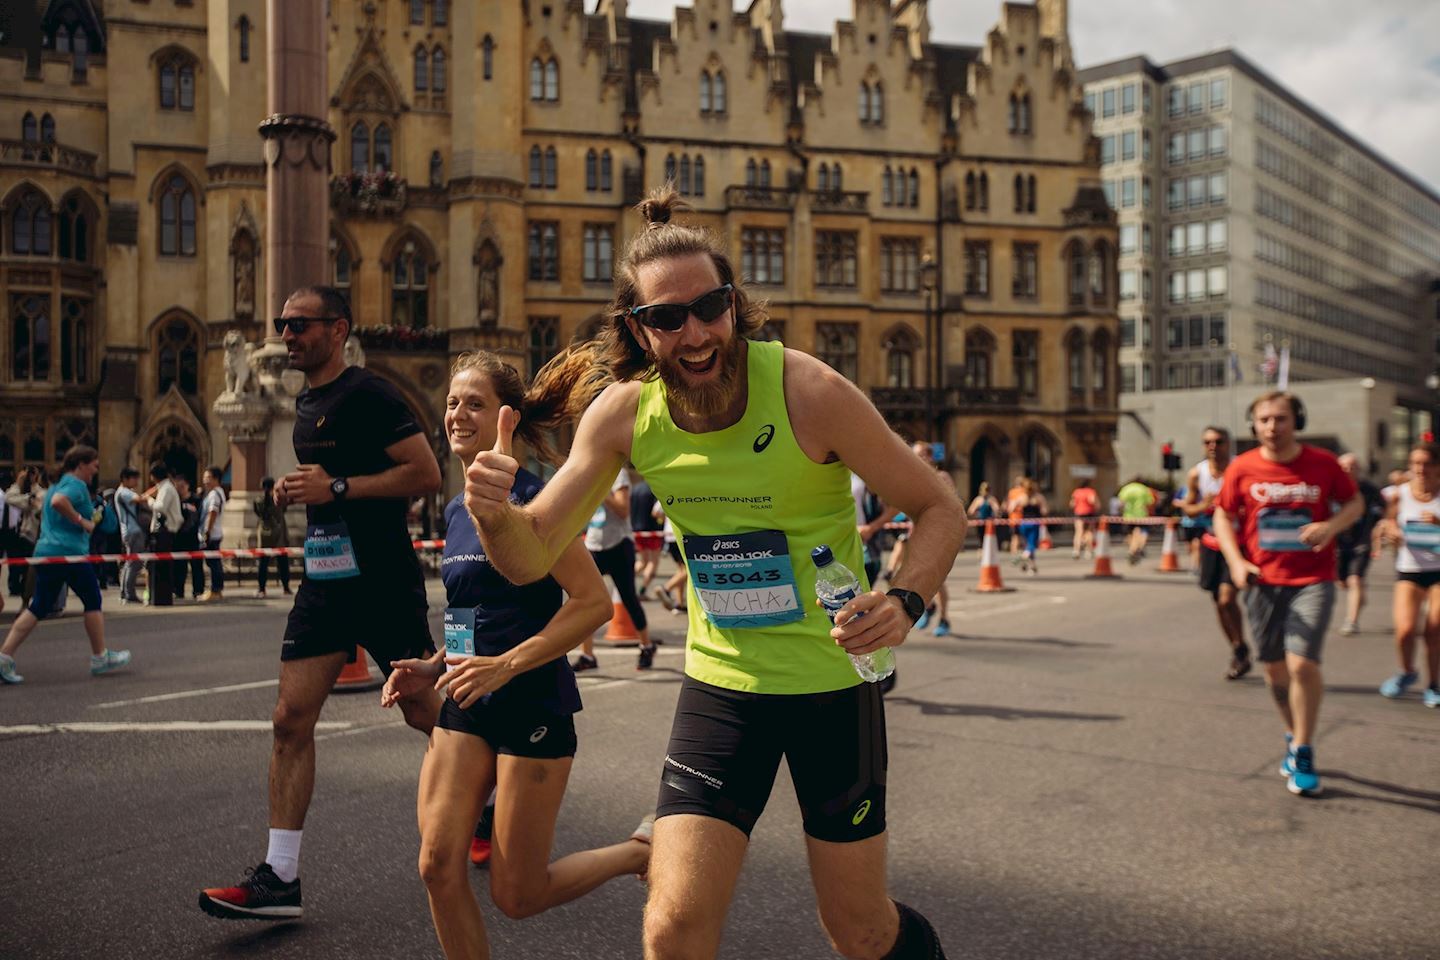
left=281, top=577, right=433, bottom=672
left=1336, top=546, right=1371, bottom=581
left=656, top=676, right=887, bottom=843
left=1198, top=543, right=1230, bottom=599
left=435, top=697, right=578, bottom=759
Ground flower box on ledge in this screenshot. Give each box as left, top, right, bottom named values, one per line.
left=354, top=325, right=448, bottom=352
left=331, top=171, right=408, bottom=216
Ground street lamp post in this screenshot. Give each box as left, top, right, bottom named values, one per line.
left=920, top=254, right=939, bottom=446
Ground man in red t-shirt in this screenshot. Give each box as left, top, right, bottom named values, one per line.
left=1214, top=392, right=1362, bottom=798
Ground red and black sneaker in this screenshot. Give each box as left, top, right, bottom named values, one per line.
left=469, top=837, right=492, bottom=867
left=198, top=863, right=302, bottom=920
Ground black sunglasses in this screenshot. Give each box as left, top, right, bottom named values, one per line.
left=273, top=316, right=345, bottom=336
left=629, top=284, right=733, bottom=332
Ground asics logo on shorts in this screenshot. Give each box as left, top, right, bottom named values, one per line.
left=851, top=800, right=872, bottom=826
left=529, top=726, right=548, bottom=743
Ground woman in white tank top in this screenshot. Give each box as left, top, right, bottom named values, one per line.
left=1378, top=442, right=1440, bottom=706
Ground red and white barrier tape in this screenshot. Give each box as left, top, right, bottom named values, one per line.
left=1, top=540, right=448, bottom=567
left=883, top=515, right=1181, bottom=530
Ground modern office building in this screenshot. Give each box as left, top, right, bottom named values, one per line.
left=1079, top=49, right=1440, bottom=477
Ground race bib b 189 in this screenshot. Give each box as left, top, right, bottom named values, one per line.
left=683, top=529, right=804, bottom=629
left=303, top=522, right=361, bottom=579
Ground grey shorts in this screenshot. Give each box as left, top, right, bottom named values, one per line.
left=1242, top=581, right=1335, bottom=664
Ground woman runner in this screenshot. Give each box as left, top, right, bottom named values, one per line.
left=382, top=352, right=652, bottom=959
left=1378, top=442, right=1440, bottom=707
left=1013, top=477, right=1049, bottom=576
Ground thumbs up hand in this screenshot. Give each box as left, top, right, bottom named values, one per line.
left=465, top=405, right=521, bottom=523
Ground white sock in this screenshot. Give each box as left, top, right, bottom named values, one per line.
left=90, top=650, right=107, bottom=662
left=267, top=828, right=303, bottom=883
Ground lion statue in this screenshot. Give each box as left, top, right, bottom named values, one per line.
left=222, top=330, right=256, bottom=396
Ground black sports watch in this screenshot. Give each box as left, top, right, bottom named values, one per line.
left=886, top=588, right=926, bottom=625
left=329, top=477, right=350, bottom=501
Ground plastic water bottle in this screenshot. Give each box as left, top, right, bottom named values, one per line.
left=811, top=545, right=895, bottom=683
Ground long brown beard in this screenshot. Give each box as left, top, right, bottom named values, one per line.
left=653, top=335, right=744, bottom=420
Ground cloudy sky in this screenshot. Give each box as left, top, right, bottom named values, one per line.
left=625, top=0, right=1440, bottom=195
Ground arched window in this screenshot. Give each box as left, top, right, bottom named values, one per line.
left=157, top=52, right=197, bottom=111
left=238, top=16, right=251, bottom=63
left=390, top=237, right=432, bottom=328
left=543, top=146, right=557, bottom=188
left=832, top=163, right=843, bottom=191
left=409, top=0, right=425, bottom=25
left=11, top=295, right=50, bottom=381
left=1019, top=94, right=1032, bottom=134
left=693, top=155, right=705, bottom=197
left=58, top=193, right=89, bottom=263
left=22, top=113, right=37, bottom=142
left=60, top=298, right=89, bottom=384
left=373, top=123, right=393, bottom=171
left=433, top=0, right=447, bottom=26
left=1014, top=174, right=1025, bottom=213
left=1026, top=175, right=1037, bottom=213
left=679, top=155, right=692, bottom=196
left=350, top=121, right=369, bottom=173
left=1021, top=431, right=1056, bottom=492
left=529, top=58, right=544, bottom=100
left=528, top=145, right=542, bottom=187
left=964, top=328, right=995, bottom=388
left=600, top=150, right=613, bottom=191
left=330, top=231, right=356, bottom=292
left=543, top=59, right=559, bottom=101
left=883, top=327, right=919, bottom=388
left=858, top=82, right=870, bottom=122
left=10, top=189, right=51, bottom=256
left=156, top=316, right=200, bottom=396
left=882, top=166, right=893, bottom=206
left=414, top=46, right=428, bottom=91
left=72, top=29, right=87, bottom=79
left=1065, top=327, right=1086, bottom=398
left=429, top=150, right=443, bottom=187
left=700, top=71, right=711, bottom=113
left=908, top=168, right=920, bottom=207
left=760, top=159, right=771, bottom=187
left=1089, top=242, right=1109, bottom=302
left=482, top=36, right=494, bottom=81
left=978, top=172, right=989, bottom=211
left=585, top=149, right=598, bottom=191
left=871, top=82, right=884, bottom=125
left=818, top=163, right=829, bottom=192
left=713, top=71, right=726, bottom=113
left=1067, top=241, right=1086, bottom=306
left=664, top=153, right=677, bottom=184
left=1008, top=93, right=1018, bottom=133
left=158, top=174, right=197, bottom=257
left=745, top=158, right=757, bottom=187
left=1091, top=329, right=1111, bottom=403
left=431, top=47, right=446, bottom=93
left=964, top=171, right=976, bottom=210
left=55, top=24, right=70, bottom=53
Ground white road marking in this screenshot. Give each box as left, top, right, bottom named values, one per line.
left=0, top=721, right=350, bottom=735
left=90, top=679, right=280, bottom=710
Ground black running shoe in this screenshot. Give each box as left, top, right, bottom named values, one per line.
left=572, top=653, right=599, bottom=672
left=637, top=644, right=656, bottom=670
left=199, top=863, right=301, bottom=920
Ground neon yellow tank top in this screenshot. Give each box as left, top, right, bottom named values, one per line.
left=631, top=339, right=864, bottom=694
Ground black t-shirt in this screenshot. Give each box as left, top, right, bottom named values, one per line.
left=1338, top=478, right=1384, bottom=551
left=441, top=472, right=580, bottom=715
left=293, top=366, right=424, bottom=582
left=629, top=479, right=661, bottom=533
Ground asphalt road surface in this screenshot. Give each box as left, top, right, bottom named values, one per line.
left=1, top=551, right=1435, bottom=960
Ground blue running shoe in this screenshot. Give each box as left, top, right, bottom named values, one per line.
left=933, top=619, right=951, bottom=638
left=915, top=609, right=933, bottom=631
left=1287, top=745, right=1322, bottom=797
left=1278, top=733, right=1294, bottom=777
left=1424, top=686, right=1440, bottom=709
left=90, top=649, right=132, bottom=676
left=1379, top=671, right=1419, bottom=698
left=0, top=653, right=23, bottom=685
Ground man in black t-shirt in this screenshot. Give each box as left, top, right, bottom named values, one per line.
left=1335, top=453, right=1386, bottom=635
left=199, top=285, right=442, bottom=922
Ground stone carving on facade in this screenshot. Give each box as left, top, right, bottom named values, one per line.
left=343, top=337, right=367, bottom=369
left=475, top=239, right=501, bottom=328
left=221, top=330, right=258, bottom=398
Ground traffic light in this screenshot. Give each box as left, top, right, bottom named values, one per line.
left=1161, top=442, right=1182, bottom=471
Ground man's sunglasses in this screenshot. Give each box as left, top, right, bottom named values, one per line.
left=629, top=284, right=733, bottom=332
left=273, top=316, right=345, bottom=336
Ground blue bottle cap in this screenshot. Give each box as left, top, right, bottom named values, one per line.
left=811, top=544, right=833, bottom=567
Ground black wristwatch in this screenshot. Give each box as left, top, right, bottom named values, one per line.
left=886, top=588, right=926, bottom=625
left=329, top=477, right=349, bottom=501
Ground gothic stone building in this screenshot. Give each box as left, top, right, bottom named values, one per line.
left=0, top=0, right=1117, bottom=500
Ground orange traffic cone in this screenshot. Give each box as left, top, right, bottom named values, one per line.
left=602, top=582, right=642, bottom=645
left=1085, top=518, right=1122, bottom=580
left=972, top=520, right=1016, bottom=593
left=1158, top=518, right=1183, bottom=573
left=333, top=646, right=383, bottom=693
left=1039, top=520, right=1054, bottom=551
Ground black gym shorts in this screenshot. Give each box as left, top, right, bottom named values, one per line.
left=435, top=696, right=578, bottom=759
left=1198, top=543, right=1230, bottom=599
left=656, top=675, right=887, bottom=843
left=281, top=577, right=433, bottom=672
left=1398, top=569, right=1440, bottom=589
left=1336, top=546, right=1371, bottom=581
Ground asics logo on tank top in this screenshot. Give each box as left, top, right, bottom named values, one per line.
left=753, top=423, right=775, bottom=453
left=529, top=726, right=548, bottom=743
left=1250, top=481, right=1320, bottom=503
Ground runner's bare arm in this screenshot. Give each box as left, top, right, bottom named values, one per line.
left=1212, top=504, right=1259, bottom=587
left=785, top=350, right=965, bottom=650
left=467, top=381, right=638, bottom=584
left=1180, top=466, right=1206, bottom=516
left=283, top=432, right=442, bottom=504
left=438, top=538, right=611, bottom=708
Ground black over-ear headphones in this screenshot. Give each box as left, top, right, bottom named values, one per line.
left=1246, top=393, right=1307, bottom=436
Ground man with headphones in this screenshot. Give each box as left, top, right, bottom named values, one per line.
left=1212, top=391, right=1362, bottom=798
